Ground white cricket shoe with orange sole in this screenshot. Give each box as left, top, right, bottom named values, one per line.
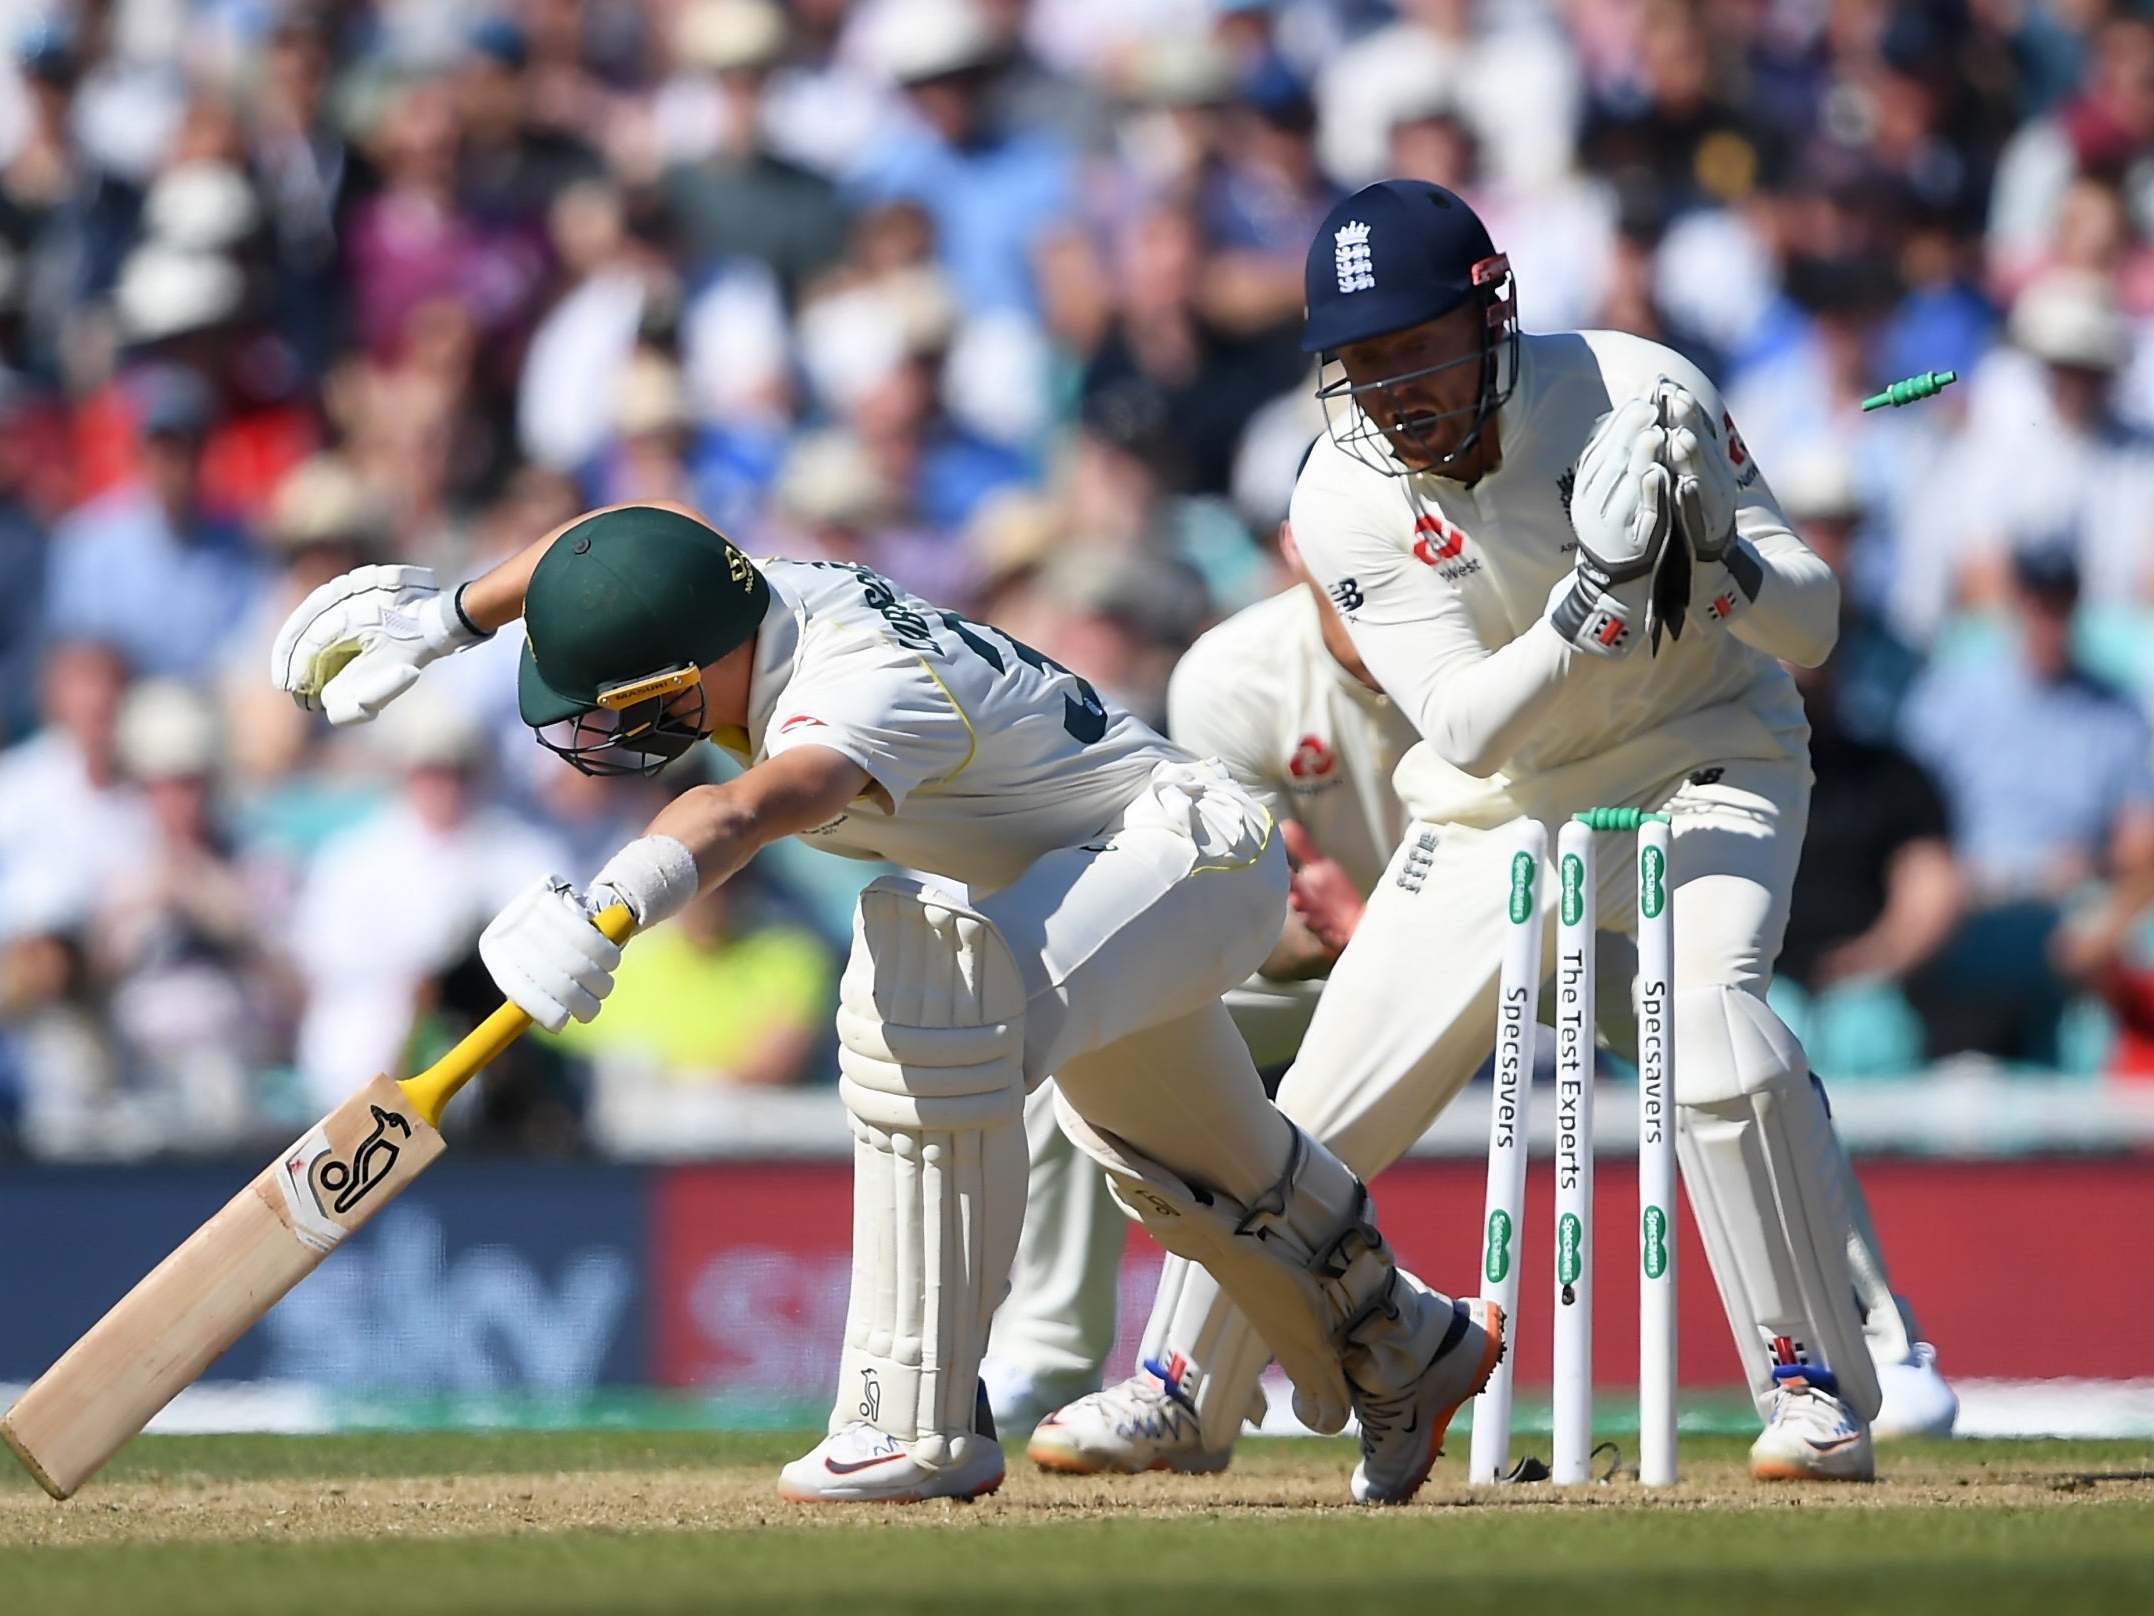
left=1027, top=1358, right=1259, bottom=1476
left=1750, top=1367, right=1875, bottom=1482
left=1350, top=1295, right=1506, bottom=1504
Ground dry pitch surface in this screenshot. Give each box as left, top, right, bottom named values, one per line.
left=5, top=1430, right=2152, bottom=1613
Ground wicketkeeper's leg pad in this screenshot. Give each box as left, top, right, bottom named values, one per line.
left=1134, top=1256, right=1274, bottom=1451
left=1674, top=983, right=1882, bottom=1420
left=833, top=878, right=1028, bottom=1460
left=1053, top=1093, right=1446, bottom=1439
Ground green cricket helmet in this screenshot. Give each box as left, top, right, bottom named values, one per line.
left=518, top=505, right=770, bottom=776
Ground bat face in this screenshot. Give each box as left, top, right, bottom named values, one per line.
left=2, top=1076, right=446, bottom=1498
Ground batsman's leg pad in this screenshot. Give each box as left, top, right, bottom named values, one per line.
left=1674, top=984, right=1882, bottom=1421
left=833, top=878, right=1028, bottom=1460
left=1053, top=1092, right=1441, bottom=1438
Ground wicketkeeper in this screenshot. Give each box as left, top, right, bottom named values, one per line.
left=1033, top=179, right=1905, bottom=1484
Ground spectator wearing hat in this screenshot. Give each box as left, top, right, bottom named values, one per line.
left=218, top=454, right=393, bottom=790
left=93, top=681, right=278, bottom=1151
left=455, top=15, right=605, bottom=232
left=289, top=690, right=569, bottom=1107
left=1775, top=443, right=1919, bottom=741
left=846, top=0, right=1076, bottom=320
left=1317, top=0, right=1578, bottom=194
left=1900, top=546, right=2154, bottom=1062
left=659, top=0, right=852, bottom=306
left=1079, top=198, right=1306, bottom=498
left=1198, top=58, right=1340, bottom=340
left=44, top=366, right=267, bottom=681
left=1899, top=267, right=2154, bottom=642
left=1988, top=14, right=2154, bottom=297
left=249, top=10, right=369, bottom=379
left=1, top=19, right=90, bottom=382
left=342, top=75, right=551, bottom=362
left=519, top=179, right=790, bottom=512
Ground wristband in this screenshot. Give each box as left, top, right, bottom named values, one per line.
left=589, top=834, right=702, bottom=928
left=452, top=581, right=493, bottom=642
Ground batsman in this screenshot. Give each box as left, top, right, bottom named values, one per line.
left=1039, top=179, right=1891, bottom=1483
left=268, top=502, right=1502, bottom=1505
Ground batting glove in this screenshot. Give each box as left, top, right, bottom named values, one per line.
left=479, top=877, right=623, bottom=1033
left=1549, top=396, right=1672, bottom=659
left=270, top=564, right=488, bottom=726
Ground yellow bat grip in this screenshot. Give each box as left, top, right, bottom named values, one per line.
left=398, top=903, right=638, bottom=1128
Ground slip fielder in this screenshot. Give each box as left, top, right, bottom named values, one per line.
left=268, top=500, right=1501, bottom=1504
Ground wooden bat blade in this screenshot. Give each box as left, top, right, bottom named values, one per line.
left=0, top=1074, right=445, bottom=1499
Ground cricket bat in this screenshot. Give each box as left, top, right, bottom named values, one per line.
left=0, top=905, right=636, bottom=1500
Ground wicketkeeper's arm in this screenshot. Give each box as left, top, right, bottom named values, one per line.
left=1287, top=512, right=1576, bottom=780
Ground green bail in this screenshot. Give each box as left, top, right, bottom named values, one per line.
left=1860, top=369, right=1957, bottom=411
left=1572, top=806, right=1672, bottom=832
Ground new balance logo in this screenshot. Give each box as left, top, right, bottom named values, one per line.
left=1328, top=577, right=1364, bottom=614
left=1396, top=829, right=1438, bottom=894
left=1334, top=220, right=1375, bottom=294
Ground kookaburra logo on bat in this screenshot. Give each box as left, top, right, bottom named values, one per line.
left=312, top=1105, right=411, bottom=1216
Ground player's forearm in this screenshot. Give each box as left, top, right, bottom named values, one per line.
left=1259, top=911, right=1338, bottom=981
left=1372, top=619, right=1574, bottom=778
left=642, top=750, right=871, bottom=895
left=1723, top=531, right=1840, bottom=668
left=460, top=500, right=713, bottom=633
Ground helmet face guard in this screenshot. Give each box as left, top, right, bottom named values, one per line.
left=533, top=665, right=707, bottom=778
left=1315, top=254, right=1518, bottom=479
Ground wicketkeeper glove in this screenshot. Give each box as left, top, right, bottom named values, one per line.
left=1548, top=395, right=1672, bottom=659
left=270, top=564, right=489, bottom=726
left=1658, top=379, right=1762, bottom=631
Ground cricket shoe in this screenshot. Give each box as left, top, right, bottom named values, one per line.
left=1026, top=1356, right=1262, bottom=1476
left=779, top=1384, right=1004, bottom=1504
left=1349, top=1295, right=1506, bottom=1505
left=1870, top=1341, right=1958, bottom=1441
left=978, top=1356, right=1097, bottom=1440
left=1750, top=1366, right=1875, bottom=1482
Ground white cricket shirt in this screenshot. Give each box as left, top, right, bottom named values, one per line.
left=1167, top=586, right=1417, bottom=899
left=711, top=559, right=1179, bottom=891
left=1288, top=329, right=1837, bottom=827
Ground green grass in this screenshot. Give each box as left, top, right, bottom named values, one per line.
left=6, top=1432, right=2153, bottom=1614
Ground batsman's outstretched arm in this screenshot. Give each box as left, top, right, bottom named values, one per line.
left=271, top=498, right=718, bottom=723
left=642, top=745, right=871, bottom=893
left=479, top=748, right=870, bottom=1033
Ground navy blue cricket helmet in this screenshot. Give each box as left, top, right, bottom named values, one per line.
left=1302, top=179, right=1518, bottom=478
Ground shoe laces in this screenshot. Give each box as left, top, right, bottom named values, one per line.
left=1351, top=1377, right=1416, bottom=1450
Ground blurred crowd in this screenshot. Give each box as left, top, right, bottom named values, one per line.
left=7, top=0, right=2154, bottom=1160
